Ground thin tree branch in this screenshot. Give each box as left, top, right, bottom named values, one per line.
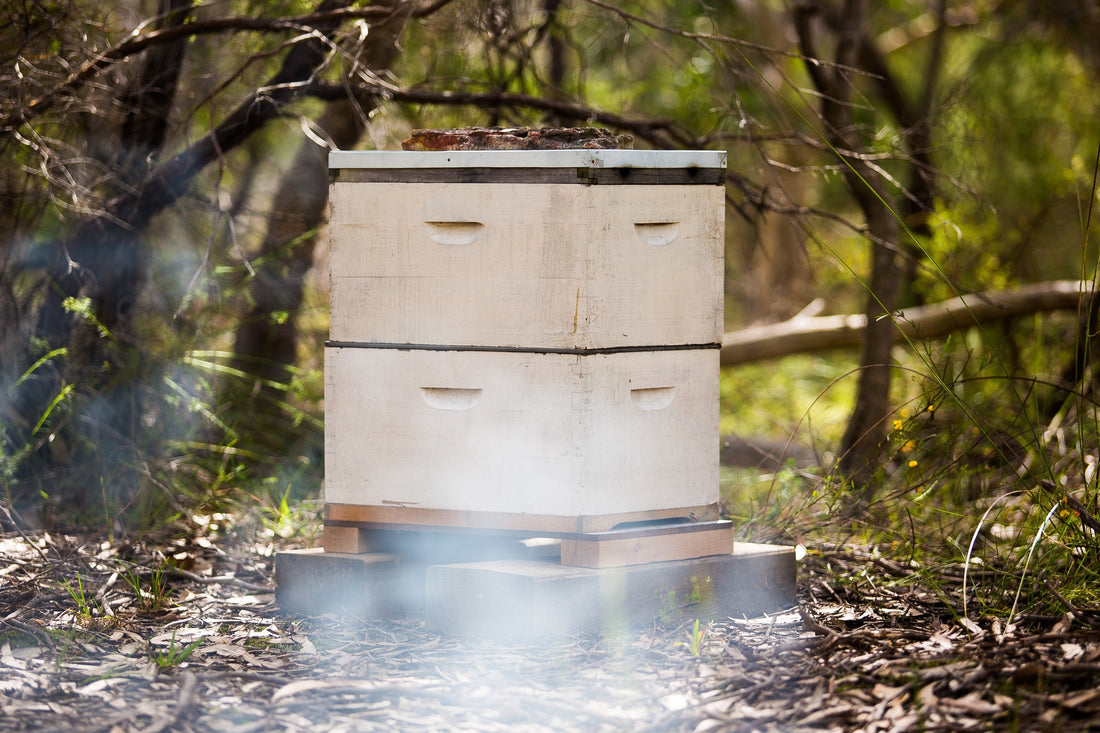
left=0, top=0, right=451, bottom=132
left=580, top=0, right=878, bottom=76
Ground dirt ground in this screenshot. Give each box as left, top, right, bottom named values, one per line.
left=1, top=530, right=1099, bottom=732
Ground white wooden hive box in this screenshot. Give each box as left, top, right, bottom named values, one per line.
left=324, top=347, right=719, bottom=531
left=328, top=151, right=726, bottom=350
left=324, top=149, right=726, bottom=534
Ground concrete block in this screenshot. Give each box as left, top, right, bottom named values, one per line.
left=425, top=543, right=797, bottom=641
left=276, top=537, right=563, bottom=617
left=275, top=548, right=406, bottom=617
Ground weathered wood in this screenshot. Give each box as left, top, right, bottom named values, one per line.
left=322, top=524, right=369, bottom=553
left=328, top=182, right=724, bottom=349
left=324, top=502, right=720, bottom=537
left=324, top=348, right=719, bottom=520
left=560, top=521, right=734, bottom=568
left=328, top=148, right=726, bottom=171
left=400, top=126, right=633, bottom=151
left=721, top=280, right=1097, bottom=366
left=324, top=148, right=725, bottom=536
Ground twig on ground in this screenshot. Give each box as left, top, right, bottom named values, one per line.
left=0, top=617, right=55, bottom=649
left=140, top=671, right=198, bottom=733
left=798, top=605, right=840, bottom=652
left=166, top=566, right=274, bottom=592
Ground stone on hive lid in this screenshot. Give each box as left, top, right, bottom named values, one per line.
left=401, top=126, right=634, bottom=151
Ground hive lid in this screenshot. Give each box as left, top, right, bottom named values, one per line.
left=328, top=148, right=726, bottom=171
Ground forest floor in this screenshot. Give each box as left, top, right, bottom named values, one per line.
left=1, top=528, right=1099, bottom=732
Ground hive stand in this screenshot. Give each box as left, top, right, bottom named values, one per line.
left=276, top=523, right=797, bottom=640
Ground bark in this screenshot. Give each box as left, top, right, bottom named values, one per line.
left=118, top=0, right=194, bottom=177
left=852, top=0, right=945, bottom=305
left=792, top=0, right=906, bottom=491
left=837, top=202, right=902, bottom=490
left=226, top=11, right=410, bottom=443
left=31, top=0, right=360, bottom=354
left=10, top=0, right=198, bottom=519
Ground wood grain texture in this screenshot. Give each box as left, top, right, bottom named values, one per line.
left=322, top=524, right=370, bottom=553
left=720, top=280, right=1096, bottom=366
left=324, top=502, right=720, bottom=536
left=328, top=182, right=724, bottom=349
left=560, top=522, right=734, bottom=568
left=323, top=348, right=719, bottom=518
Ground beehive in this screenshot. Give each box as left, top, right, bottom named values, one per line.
left=325, top=148, right=726, bottom=537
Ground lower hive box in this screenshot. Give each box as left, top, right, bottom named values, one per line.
left=324, top=346, right=720, bottom=535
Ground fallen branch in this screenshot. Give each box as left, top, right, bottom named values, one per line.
left=140, top=671, right=198, bottom=733
left=166, top=567, right=274, bottom=593
left=721, top=280, right=1096, bottom=366
left=0, top=617, right=55, bottom=650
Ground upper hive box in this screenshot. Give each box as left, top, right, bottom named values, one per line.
left=327, top=149, right=726, bottom=350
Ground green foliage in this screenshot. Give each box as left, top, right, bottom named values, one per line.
left=121, top=560, right=173, bottom=615
left=683, top=619, right=703, bottom=657
left=1, top=2, right=1099, bottom=629
left=919, top=34, right=1100, bottom=299
left=153, top=630, right=203, bottom=672
left=720, top=354, right=855, bottom=447
left=60, top=574, right=98, bottom=620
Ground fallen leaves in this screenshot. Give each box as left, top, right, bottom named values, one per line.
left=1, top=534, right=1099, bottom=732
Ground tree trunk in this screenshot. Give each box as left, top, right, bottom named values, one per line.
left=11, top=0, right=360, bottom=521
left=226, top=12, right=409, bottom=448
left=793, top=0, right=911, bottom=498
left=836, top=206, right=901, bottom=490
left=15, top=0, right=196, bottom=518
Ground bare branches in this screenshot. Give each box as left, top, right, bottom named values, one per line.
left=0, top=0, right=451, bottom=133
left=580, top=0, right=876, bottom=76
left=116, top=0, right=194, bottom=179
left=101, top=0, right=361, bottom=231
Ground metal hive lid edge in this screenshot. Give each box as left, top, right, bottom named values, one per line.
left=328, top=149, right=727, bottom=170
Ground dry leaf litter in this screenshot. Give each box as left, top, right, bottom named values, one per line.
left=1, top=531, right=1099, bottom=732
